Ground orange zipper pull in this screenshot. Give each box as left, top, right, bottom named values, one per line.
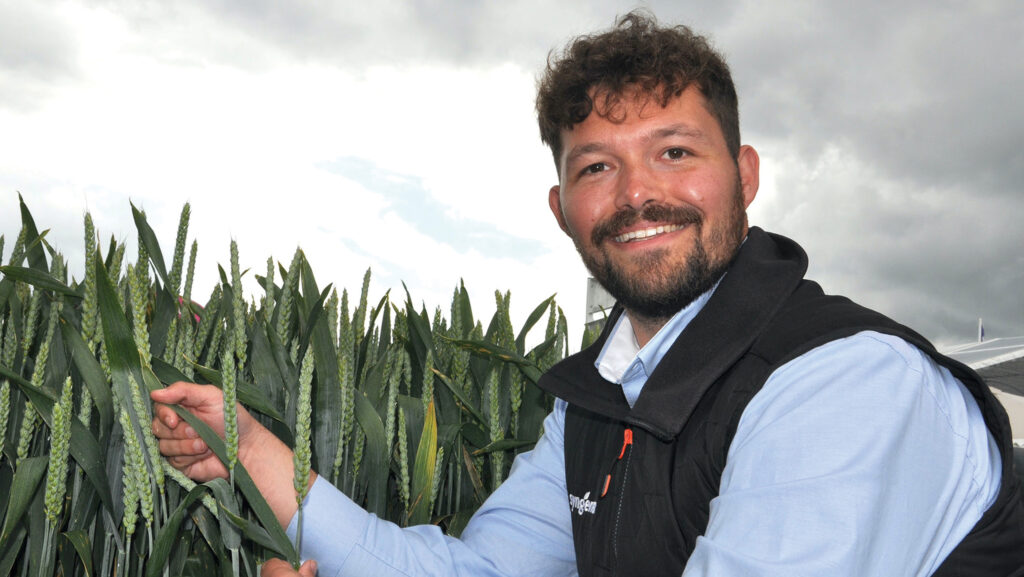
left=618, top=428, right=633, bottom=459
left=601, top=428, right=634, bottom=499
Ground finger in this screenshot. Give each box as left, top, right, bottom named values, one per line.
left=151, top=411, right=192, bottom=438
left=166, top=450, right=213, bottom=470
left=151, top=415, right=198, bottom=441
left=149, top=381, right=193, bottom=405
left=153, top=403, right=180, bottom=429
left=298, top=560, right=318, bottom=577
left=260, top=558, right=295, bottom=577
left=159, top=437, right=209, bottom=459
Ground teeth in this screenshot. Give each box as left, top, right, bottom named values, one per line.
left=613, top=224, right=684, bottom=243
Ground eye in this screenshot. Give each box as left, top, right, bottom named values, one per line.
left=581, top=162, right=607, bottom=176
left=662, top=147, right=688, bottom=160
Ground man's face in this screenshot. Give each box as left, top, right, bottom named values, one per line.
left=548, top=85, right=760, bottom=322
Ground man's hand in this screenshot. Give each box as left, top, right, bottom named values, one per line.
left=151, top=381, right=315, bottom=527
left=151, top=382, right=261, bottom=481
left=262, top=559, right=317, bottom=577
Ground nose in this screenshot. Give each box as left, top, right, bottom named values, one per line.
left=615, top=164, right=664, bottom=211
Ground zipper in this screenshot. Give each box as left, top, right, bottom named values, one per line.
left=599, top=427, right=633, bottom=567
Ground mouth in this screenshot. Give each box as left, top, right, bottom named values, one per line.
left=612, top=223, right=686, bottom=243
left=590, top=202, right=702, bottom=247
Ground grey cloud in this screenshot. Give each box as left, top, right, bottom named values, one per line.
left=729, top=1, right=1024, bottom=197
left=753, top=150, right=1024, bottom=347
left=721, top=1, right=1024, bottom=345
left=91, top=1, right=737, bottom=70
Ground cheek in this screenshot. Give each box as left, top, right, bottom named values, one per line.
left=666, top=171, right=732, bottom=210
left=560, top=193, right=606, bottom=240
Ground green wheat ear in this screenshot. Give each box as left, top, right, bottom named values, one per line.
left=8, top=225, right=27, bottom=267
left=353, top=267, right=371, bottom=349
left=168, top=203, right=191, bottom=296
left=327, top=288, right=339, bottom=349
left=230, top=239, right=247, bottom=369
left=183, top=239, right=198, bottom=305
left=0, top=316, right=16, bottom=450
left=129, top=371, right=164, bottom=495
left=294, top=350, right=314, bottom=504
left=276, top=248, right=302, bottom=348
left=351, top=425, right=366, bottom=483
left=20, top=287, right=42, bottom=361
left=430, top=446, right=445, bottom=513
left=333, top=287, right=355, bottom=485
left=0, top=379, right=9, bottom=462
left=398, top=407, right=410, bottom=512
left=422, top=350, right=435, bottom=414
left=489, top=366, right=504, bottom=491
left=262, top=256, right=275, bottom=317
left=384, top=348, right=401, bottom=454
left=128, top=263, right=152, bottom=365
left=222, top=333, right=239, bottom=478
left=44, top=376, right=74, bottom=525
left=15, top=409, right=37, bottom=466
left=82, top=212, right=99, bottom=350
left=119, top=409, right=141, bottom=538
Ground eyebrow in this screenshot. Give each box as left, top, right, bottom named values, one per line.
left=564, top=142, right=607, bottom=166
left=651, top=124, right=711, bottom=144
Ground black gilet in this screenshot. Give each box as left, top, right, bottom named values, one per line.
left=538, top=228, right=1024, bottom=577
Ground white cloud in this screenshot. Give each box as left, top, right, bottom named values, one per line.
left=0, top=4, right=586, bottom=348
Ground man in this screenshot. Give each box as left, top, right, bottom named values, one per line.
left=153, top=12, right=1024, bottom=576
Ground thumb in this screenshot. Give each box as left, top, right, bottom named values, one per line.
left=299, top=560, right=317, bottom=577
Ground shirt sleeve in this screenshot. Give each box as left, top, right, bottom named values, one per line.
left=682, top=331, right=1001, bottom=577
left=288, top=399, right=577, bottom=577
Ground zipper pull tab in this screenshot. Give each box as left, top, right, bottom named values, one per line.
left=601, top=428, right=634, bottom=498
left=618, top=428, right=633, bottom=459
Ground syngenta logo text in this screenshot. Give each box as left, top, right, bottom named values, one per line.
left=568, top=491, right=597, bottom=516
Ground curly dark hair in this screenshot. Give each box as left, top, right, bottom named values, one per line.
left=536, top=11, right=739, bottom=169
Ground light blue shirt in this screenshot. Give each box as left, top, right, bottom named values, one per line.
left=289, top=287, right=1001, bottom=577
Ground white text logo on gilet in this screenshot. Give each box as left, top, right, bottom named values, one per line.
left=568, top=491, right=597, bottom=516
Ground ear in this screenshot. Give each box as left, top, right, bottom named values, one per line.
left=548, top=185, right=571, bottom=235
left=736, top=145, right=760, bottom=208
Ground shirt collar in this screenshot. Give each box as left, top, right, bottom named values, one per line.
left=595, top=276, right=722, bottom=388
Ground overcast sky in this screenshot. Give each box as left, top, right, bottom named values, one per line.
left=1, top=0, right=1021, bottom=350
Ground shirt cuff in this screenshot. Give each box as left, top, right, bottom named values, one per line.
left=286, top=475, right=371, bottom=574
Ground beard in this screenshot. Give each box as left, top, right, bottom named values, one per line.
left=574, top=181, right=747, bottom=323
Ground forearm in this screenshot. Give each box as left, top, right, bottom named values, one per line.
left=288, top=403, right=576, bottom=576
left=240, top=425, right=317, bottom=528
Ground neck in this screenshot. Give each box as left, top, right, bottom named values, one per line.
left=625, top=310, right=671, bottom=349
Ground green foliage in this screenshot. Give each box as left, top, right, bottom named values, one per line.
left=0, top=196, right=568, bottom=575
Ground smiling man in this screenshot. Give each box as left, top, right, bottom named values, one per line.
left=153, top=11, right=1024, bottom=577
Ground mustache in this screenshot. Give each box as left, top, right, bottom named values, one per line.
left=590, top=203, right=702, bottom=246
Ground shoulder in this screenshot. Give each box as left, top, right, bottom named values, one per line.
left=743, top=331, right=980, bottom=438
left=731, top=330, right=1000, bottom=510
